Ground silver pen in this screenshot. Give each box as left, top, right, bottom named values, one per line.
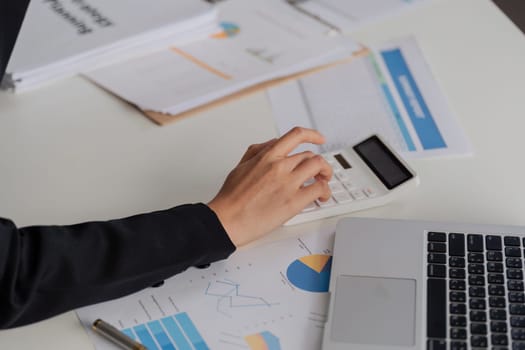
left=92, top=319, right=148, bottom=350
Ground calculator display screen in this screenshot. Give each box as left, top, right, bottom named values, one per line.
left=353, top=136, right=413, bottom=189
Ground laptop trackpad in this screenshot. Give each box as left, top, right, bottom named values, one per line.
left=331, top=275, right=416, bottom=346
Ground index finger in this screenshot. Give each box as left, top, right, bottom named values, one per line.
left=268, top=127, right=325, bottom=158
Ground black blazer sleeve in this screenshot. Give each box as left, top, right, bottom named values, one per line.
left=0, top=203, right=236, bottom=329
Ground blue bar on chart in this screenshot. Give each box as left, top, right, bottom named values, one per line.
left=175, top=312, right=210, bottom=350
left=369, top=54, right=416, bottom=152
left=161, top=316, right=193, bottom=350
left=122, top=312, right=209, bottom=350
left=381, top=48, right=446, bottom=150
left=133, top=324, right=160, bottom=350
left=122, top=328, right=136, bottom=340
left=147, top=321, right=176, bottom=350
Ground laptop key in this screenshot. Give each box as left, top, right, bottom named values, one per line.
left=427, top=278, right=446, bottom=338
left=450, top=279, right=466, bottom=290
left=450, top=328, right=467, bottom=340
left=488, top=262, right=504, bottom=273
left=450, top=303, right=467, bottom=315
left=426, top=339, right=446, bottom=350
left=450, top=341, right=467, bottom=350
left=504, top=236, right=521, bottom=246
left=469, top=275, right=485, bottom=286
left=506, top=257, right=522, bottom=268
left=505, top=246, right=521, bottom=257
left=450, top=268, right=466, bottom=279
left=470, top=323, right=487, bottom=334
left=487, top=250, right=503, bottom=261
left=491, top=321, right=508, bottom=333
left=512, top=329, right=525, bottom=341
left=428, top=264, right=446, bottom=278
left=470, top=310, right=487, bottom=322
left=490, top=309, right=507, bottom=320
left=468, top=252, right=484, bottom=263
left=470, top=335, right=487, bottom=347
left=488, top=273, right=504, bottom=284
left=511, top=316, right=525, bottom=327
left=508, top=280, right=524, bottom=291
left=492, top=334, right=509, bottom=346
left=489, top=285, right=505, bottom=296
left=450, top=291, right=466, bottom=302
left=449, top=233, right=466, bottom=256
left=450, top=315, right=467, bottom=327
left=509, top=292, right=525, bottom=303
left=467, top=234, right=483, bottom=252
left=449, top=256, right=465, bottom=267
left=428, top=231, right=446, bottom=242
left=428, top=242, right=446, bottom=253
left=489, top=296, right=506, bottom=308
left=510, top=304, right=525, bottom=315
left=486, top=235, right=502, bottom=250
left=507, top=269, right=523, bottom=280
left=469, top=298, right=486, bottom=310
left=428, top=253, right=446, bottom=264
left=469, top=286, right=485, bottom=298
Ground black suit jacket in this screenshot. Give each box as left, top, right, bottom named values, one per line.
left=0, top=204, right=236, bottom=329
left=0, top=1, right=236, bottom=329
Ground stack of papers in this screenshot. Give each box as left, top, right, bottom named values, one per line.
left=83, top=0, right=363, bottom=122
left=2, top=0, right=219, bottom=92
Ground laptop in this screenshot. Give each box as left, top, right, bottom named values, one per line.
left=323, top=217, right=525, bottom=350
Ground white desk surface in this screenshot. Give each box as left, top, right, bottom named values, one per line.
left=1, top=0, right=525, bottom=348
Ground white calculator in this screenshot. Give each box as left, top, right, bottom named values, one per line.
left=285, top=135, right=419, bottom=225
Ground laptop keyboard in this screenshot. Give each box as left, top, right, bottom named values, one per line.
left=426, top=231, right=525, bottom=350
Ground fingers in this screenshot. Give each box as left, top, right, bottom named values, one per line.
left=300, top=179, right=331, bottom=203
left=267, top=127, right=325, bottom=158
left=239, top=138, right=277, bottom=164
left=286, top=152, right=333, bottom=185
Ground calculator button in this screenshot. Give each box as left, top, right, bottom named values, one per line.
left=333, top=191, right=353, bottom=204
left=342, top=181, right=356, bottom=191
left=350, top=190, right=366, bottom=200
left=329, top=182, right=345, bottom=193
left=363, top=187, right=377, bottom=198
left=317, top=197, right=336, bottom=208
left=301, top=202, right=317, bottom=212
left=335, top=171, right=351, bottom=182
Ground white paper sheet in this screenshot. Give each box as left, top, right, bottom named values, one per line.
left=268, top=37, right=471, bottom=159
left=286, top=0, right=431, bottom=33
left=76, top=226, right=335, bottom=350
left=85, top=0, right=361, bottom=116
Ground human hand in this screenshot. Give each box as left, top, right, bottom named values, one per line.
left=208, top=127, right=332, bottom=247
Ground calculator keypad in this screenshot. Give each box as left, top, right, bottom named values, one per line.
left=302, top=152, right=379, bottom=212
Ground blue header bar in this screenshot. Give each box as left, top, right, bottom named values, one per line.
left=381, top=49, right=446, bottom=150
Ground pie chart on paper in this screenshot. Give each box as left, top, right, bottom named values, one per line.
left=286, top=254, right=332, bottom=293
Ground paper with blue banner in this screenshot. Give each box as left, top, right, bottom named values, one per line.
left=268, top=36, right=471, bottom=159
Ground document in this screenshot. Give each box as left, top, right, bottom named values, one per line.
left=76, top=226, right=335, bottom=350
left=286, top=0, right=431, bottom=33
left=4, top=0, right=218, bottom=91
left=84, top=0, right=361, bottom=117
left=267, top=37, right=471, bottom=159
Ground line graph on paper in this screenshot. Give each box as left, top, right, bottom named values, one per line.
left=205, top=279, right=279, bottom=317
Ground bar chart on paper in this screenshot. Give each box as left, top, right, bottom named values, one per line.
left=121, top=312, right=209, bottom=350
left=76, top=227, right=336, bottom=350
